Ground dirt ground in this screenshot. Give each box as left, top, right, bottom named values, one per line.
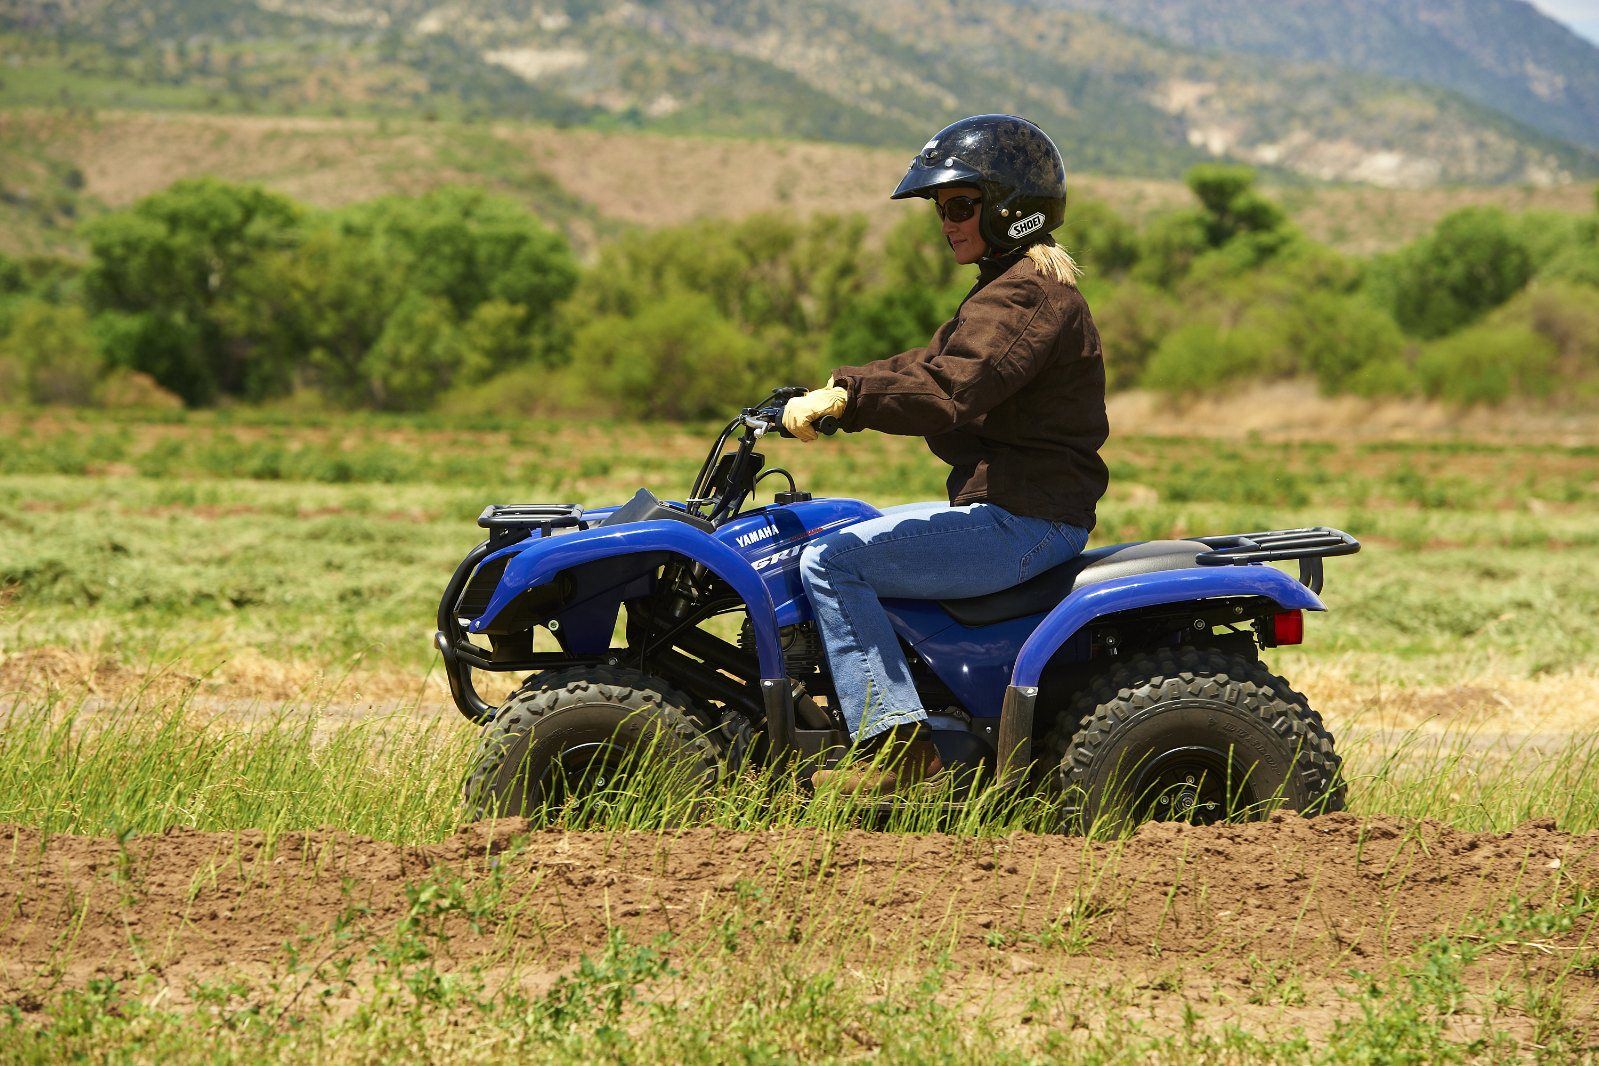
left=2, top=814, right=1594, bottom=1041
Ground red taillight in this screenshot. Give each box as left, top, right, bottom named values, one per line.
left=1273, top=610, right=1304, bottom=645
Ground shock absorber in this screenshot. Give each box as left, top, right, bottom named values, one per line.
left=661, top=560, right=703, bottom=621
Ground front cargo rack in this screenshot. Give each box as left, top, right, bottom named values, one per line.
left=477, top=503, right=587, bottom=548
left=435, top=503, right=597, bottom=722
left=1192, top=527, right=1360, bottom=594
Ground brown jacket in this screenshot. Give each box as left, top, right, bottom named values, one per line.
left=830, top=253, right=1109, bottom=530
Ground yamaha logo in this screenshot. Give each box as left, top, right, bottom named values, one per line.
left=735, top=526, right=777, bottom=549
left=1007, top=212, right=1045, bottom=239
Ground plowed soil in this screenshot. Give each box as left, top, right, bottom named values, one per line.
left=4, top=813, right=1596, bottom=1039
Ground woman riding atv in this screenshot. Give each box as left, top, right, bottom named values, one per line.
left=782, top=114, right=1110, bottom=793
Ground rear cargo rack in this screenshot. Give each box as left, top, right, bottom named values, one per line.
left=477, top=504, right=587, bottom=549
left=1193, top=527, right=1360, bottom=594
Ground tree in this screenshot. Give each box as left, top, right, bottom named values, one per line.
left=82, top=178, right=300, bottom=404
left=362, top=294, right=480, bottom=412
left=1134, top=167, right=1292, bottom=289
left=336, top=187, right=578, bottom=371
left=1185, top=165, right=1287, bottom=247
left=224, top=224, right=410, bottom=404
left=222, top=189, right=579, bottom=408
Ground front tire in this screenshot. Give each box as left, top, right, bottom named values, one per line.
left=1043, top=647, right=1344, bottom=832
left=463, top=666, right=751, bottom=819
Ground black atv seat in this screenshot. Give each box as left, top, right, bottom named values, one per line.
left=940, top=540, right=1208, bottom=628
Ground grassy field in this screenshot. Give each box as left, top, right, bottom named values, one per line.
left=2, top=401, right=1598, bottom=1059
left=4, top=401, right=1597, bottom=700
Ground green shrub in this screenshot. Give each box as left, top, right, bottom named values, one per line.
left=1132, top=209, right=1208, bottom=288
left=0, top=251, right=22, bottom=295
left=361, top=293, right=484, bottom=412
left=1143, top=320, right=1280, bottom=394
left=1480, top=280, right=1599, bottom=399
left=1090, top=281, right=1183, bottom=388
left=1292, top=291, right=1407, bottom=394
left=1534, top=215, right=1599, bottom=287
left=1373, top=206, right=1535, bottom=339
left=568, top=212, right=865, bottom=391
left=439, top=363, right=609, bottom=419
left=0, top=301, right=104, bottom=404
left=1416, top=323, right=1558, bottom=404
left=826, top=284, right=960, bottom=368
left=1513, top=209, right=1590, bottom=273
left=578, top=293, right=760, bottom=420
left=1062, top=200, right=1139, bottom=278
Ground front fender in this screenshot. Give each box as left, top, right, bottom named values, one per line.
left=1010, top=564, right=1324, bottom=688
left=471, top=520, right=786, bottom=679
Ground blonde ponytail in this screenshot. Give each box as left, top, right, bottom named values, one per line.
left=1026, top=242, right=1082, bottom=286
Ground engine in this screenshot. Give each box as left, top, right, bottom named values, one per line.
left=740, top=620, right=823, bottom=676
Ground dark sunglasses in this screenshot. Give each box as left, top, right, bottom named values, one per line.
left=933, top=195, right=982, bottom=223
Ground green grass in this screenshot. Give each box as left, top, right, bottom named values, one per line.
left=3, top=689, right=1598, bottom=844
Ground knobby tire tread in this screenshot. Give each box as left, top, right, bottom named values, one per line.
left=1042, top=646, right=1345, bottom=818
left=464, top=665, right=752, bottom=818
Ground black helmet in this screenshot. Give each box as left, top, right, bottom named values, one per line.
left=891, top=114, right=1067, bottom=254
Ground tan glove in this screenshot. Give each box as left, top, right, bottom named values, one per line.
left=782, top=381, right=848, bottom=442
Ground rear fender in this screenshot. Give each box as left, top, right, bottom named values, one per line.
left=1010, top=564, right=1323, bottom=688
left=471, top=520, right=785, bottom=677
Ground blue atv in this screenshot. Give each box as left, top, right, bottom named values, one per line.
left=437, top=387, right=1359, bottom=827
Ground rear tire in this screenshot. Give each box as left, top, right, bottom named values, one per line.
left=1042, top=647, right=1344, bottom=832
left=463, top=665, right=752, bottom=819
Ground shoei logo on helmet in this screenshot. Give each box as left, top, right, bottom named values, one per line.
left=1007, top=212, right=1045, bottom=239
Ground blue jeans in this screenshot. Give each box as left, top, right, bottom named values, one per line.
left=799, top=502, right=1090, bottom=741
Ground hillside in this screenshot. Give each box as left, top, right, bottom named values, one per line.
left=3, top=0, right=1595, bottom=186
left=1051, top=0, right=1599, bottom=151
left=2, top=109, right=1594, bottom=260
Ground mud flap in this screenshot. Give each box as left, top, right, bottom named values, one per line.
left=995, top=684, right=1038, bottom=790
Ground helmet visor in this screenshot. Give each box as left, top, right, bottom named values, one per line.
left=891, top=155, right=984, bottom=199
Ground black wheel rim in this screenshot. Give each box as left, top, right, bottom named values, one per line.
left=1126, top=745, right=1264, bottom=825
left=539, top=740, right=635, bottom=813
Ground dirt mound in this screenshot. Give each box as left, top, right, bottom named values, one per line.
left=3, top=813, right=1594, bottom=1010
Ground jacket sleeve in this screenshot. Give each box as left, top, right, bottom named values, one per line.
left=829, top=274, right=1061, bottom=436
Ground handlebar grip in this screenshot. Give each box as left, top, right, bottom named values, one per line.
left=815, top=415, right=840, bottom=436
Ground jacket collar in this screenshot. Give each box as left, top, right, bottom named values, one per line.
left=976, top=234, right=1053, bottom=286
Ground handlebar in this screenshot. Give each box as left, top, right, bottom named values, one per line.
left=750, top=405, right=840, bottom=439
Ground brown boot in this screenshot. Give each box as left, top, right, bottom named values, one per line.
left=811, top=724, right=944, bottom=795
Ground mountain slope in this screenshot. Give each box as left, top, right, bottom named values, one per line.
left=1048, top=0, right=1599, bottom=149
left=4, top=0, right=1595, bottom=185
